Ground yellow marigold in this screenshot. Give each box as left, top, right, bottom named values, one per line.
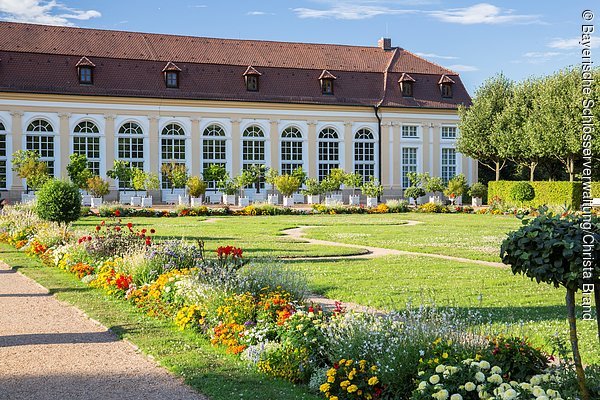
left=340, top=380, right=350, bottom=389
left=368, top=376, right=379, bottom=386
left=347, top=385, right=358, bottom=393
left=327, top=368, right=337, bottom=377
left=327, top=376, right=335, bottom=383
left=330, top=397, right=338, bottom=400
left=319, top=383, right=330, bottom=393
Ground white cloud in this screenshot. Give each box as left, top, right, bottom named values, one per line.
left=429, top=3, right=540, bottom=25
left=548, top=36, right=600, bottom=49
left=293, top=5, right=416, bottom=20
left=190, top=4, right=207, bottom=8
left=523, top=51, right=560, bottom=58
left=0, top=0, right=100, bottom=26
left=247, top=11, right=274, bottom=16
left=414, top=52, right=458, bottom=60
left=447, top=64, right=478, bottom=72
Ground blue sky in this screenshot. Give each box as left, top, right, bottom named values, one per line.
left=0, top=0, right=596, bottom=93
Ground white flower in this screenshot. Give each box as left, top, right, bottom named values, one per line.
left=530, top=376, right=542, bottom=386
left=491, top=366, right=502, bottom=374
left=450, top=394, right=463, bottom=400
left=520, top=382, right=532, bottom=390
left=487, top=373, right=503, bottom=384
left=475, top=372, right=486, bottom=382
left=532, top=387, right=546, bottom=397
left=419, top=350, right=425, bottom=356
left=464, top=382, right=476, bottom=391
left=418, top=371, right=425, bottom=376
left=479, top=360, right=491, bottom=370
left=429, top=374, right=440, bottom=384
left=418, top=381, right=428, bottom=390
left=433, top=389, right=449, bottom=400
left=436, top=365, right=446, bottom=373
left=536, top=397, right=549, bottom=400
left=503, top=389, right=518, bottom=400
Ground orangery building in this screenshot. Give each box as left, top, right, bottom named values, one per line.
left=0, top=21, right=476, bottom=201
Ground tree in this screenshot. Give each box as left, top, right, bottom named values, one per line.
left=501, top=211, right=600, bottom=400
left=187, top=176, right=207, bottom=198
left=203, top=164, right=227, bottom=191
left=403, top=172, right=426, bottom=201
left=36, top=179, right=81, bottom=236
left=457, top=73, right=514, bottom=181
left=423, top=175, right=445, bottom=197
left=344, top=172, right=363, bottom=195
left=161, top=162, right=189, bottom=193
left=107, top=160, right=133, bottom=191
left=444, top=174, right=469, bottom=201
left=236, top=170, right=256, bottom=197
left=509, top=181, right=535, bottom=207
left=274, top=175, right=301, bottom=198
left=244, top=164, right=266, bottom=194
left=132, top=169, right=160, bottom=197
left=361, top=176, right=384, bottom=198
left=265, top=167, right=279, bottom=193
left=66, top=153, right=92, bottom=190
left=12, top=150, right=50, bottom=192
left=86, top=176, right=110, bottom=198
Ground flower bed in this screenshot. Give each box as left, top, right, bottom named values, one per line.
left=0, top=203, right=596, bottom=400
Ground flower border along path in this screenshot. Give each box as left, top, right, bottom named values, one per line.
left=0, top=261, right=207, bottom=400
left=279, top=223, right=506, bottom=268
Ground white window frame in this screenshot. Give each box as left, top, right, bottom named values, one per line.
left=401, top=146, right=420, bottom=189
left=441, top=147, right=457, bottom=184
left=280, top=126, right=304, bottom=175
left=25, top=119, right=56, bottom=178
left=317, top=126, right=340, bottom=181
left=202, top=123, right=228, bottom=190
left=353, top=127, right=376, bottom=181
left=72, top=120, right=102, bottom=177
left=242, top=124, right=267, bottom=190
left=160, top=122, right=188, bottom=190
left=0, top=120, right=7, bottom=189
left=441, top=125, right=458, bottom=140
left=116, top=121, right=145, bottom=189
left=401, top=124, right=420, bottom=139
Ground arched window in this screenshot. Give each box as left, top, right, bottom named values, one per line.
left=280, top=126, right=303, bottom=175
left=0, top=121, right=6, bottom=189
left=73, top=120, right=101, bottom=176
left=117, top=122, right=144, bottom=189
left=202, top=124, right=227, bottom=189
left=242, top=125, right=266, bottom=189
left=318, top=127, right=339, bottom=181
left=354, top=128, right=375, bottom=181
left=26, top=119, right=56, bottom=177
left=160, top=123, right=186, bottom=189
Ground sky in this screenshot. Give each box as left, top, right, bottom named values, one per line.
left=0, top=0, right=596, bottom=93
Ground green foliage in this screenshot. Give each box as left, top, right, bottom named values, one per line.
left=486, top=336, right=548, bottom=382
left=242, top=164, right=266, bottom=193
left=106, top=160, right=133, bottom=189
left=444, top=174, right=469, bottom=198
left=510, top=181, right=535, bottom=205
left=203, top=164, right=227, bottom=184
left=36, top=179, right=81, bottom=225
left=301, top=178, right=323, bottom=196
left=361, top=176, right=384, bottom=198
left=218, top=174, right=240, bottom=195
left=265, top=167, right=279, bottom=189
left=86, top=176, right=110, bottom=198
left=591, top=182, right=600, bottom=198
left=423, top=175, right=445, bottom=194
left=187, top=176, right=207, bottom=198
left=468, top=182, right=487, bottom=199
left=500, top=210, right=600, bottom=292
left=12, top=150, right=50, bottom=191
left=291, top=167, right=307, bottom=186
left=274, top=175, right=301, bottom=197
left=489, top=180, right=583, bottom=208
left=66, top=153, right=92, bottom=190
left=344, top=172, right=363, bottom=191
left=404, top=186, right=426, bottom=200
left=321, top=168, right=346, bottom=193
left=131, top=169, right=159, bottom=195
left=161, top=162, right=189, bottom=192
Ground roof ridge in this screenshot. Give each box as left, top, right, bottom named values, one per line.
left=378, top=48, right=399, bottom=106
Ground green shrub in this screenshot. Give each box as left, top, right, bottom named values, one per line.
left=86, top=176, right=110, bottom=197
left=404, top=186, right=425, bottom=200
left=489, top=181, right=583, bottom=207
left=485, top=336, right=548, bottom=382
left=361, top=176, right=384, bottom=198
left=187, top=176, right=207, bottom=198
left=36, top=179, right=82, bottom=226
left=510, top=181, right=535, bottom=205
left=468, top=182, right=487, bottom=199
left=274, top=175, right=301, bottom=197
left=591, top=182, right=600, bottom=198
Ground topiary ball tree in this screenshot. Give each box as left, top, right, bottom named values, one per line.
left=510, top=181, right=535, bottom=207
left=501, top=210, right=599, bottom=400
left=36, top=179, right=82, bottom=233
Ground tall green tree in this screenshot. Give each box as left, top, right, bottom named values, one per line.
left=457, top=73, right=514, bottom=181
left=66, top=153, right=92, bottom=190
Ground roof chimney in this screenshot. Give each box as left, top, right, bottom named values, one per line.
left=378, top=37, right=392, bottom=50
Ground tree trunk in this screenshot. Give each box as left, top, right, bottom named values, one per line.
left=529, top=161, right=538, bottom=182
left=568, top=157, right=575, bottom=182
left=495, top=161, right=500, bottom=181
left=566, top=289, right=590, bottom=400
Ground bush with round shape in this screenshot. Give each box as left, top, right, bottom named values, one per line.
left=66, top=153, right=92, bottom=190
left=36, top=179, right=81, bottom=227
left=404, top=186, right=426, bottom=201
left=468, top=182, right=487, bottom=199
left=86, top=176, right=110, bottom=198
left=362, top=176, right=384, bottom=198
left=275, top=175, right=301, bottom=198
left=187, top=176, right=207, bottom=198
left=510, top=181, right=535, bottom=206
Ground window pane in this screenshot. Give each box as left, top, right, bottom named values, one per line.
left=401, top=147, right=417, bottom=188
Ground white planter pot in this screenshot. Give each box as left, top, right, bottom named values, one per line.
left=21, top=193, right=36, bottom=204
left=206, top=192, right=222, bottom=204
left=325, top=196, right=342, bottom=206
left=238, top=197, right=250, bottom=207
left=130, top=196, right=142, bottom=207
left=307, top=195, right=320, bottom=205
left=178, top=195, right=190, bottom=206
left=366, top=197, right=378, bottom=207
left=449, top=196, right=463, bottom=206
left=429, top=195, right=441, bottom=204
left=163, top=193, right=179, bottom=204
left=283, top=196, right=294, bottom=207
left=190, top=197, right=203, bottom=207
left=472, top=197, right=482, bottom=207
left=81, top=194, right=92, bottom=207
left=293, top=193, right=305, bottom=204
left=222, top=194, right=236, bottom=205
left=251, top=192, right=266, bottom=203
left=267, top=194, right=280, bottom=205
left=141, top=197, right=153, bottom=208
left=349, top=195, right=361, bottom=205
left=119, top=191, right=136, bottom=204
left=330, top=193, right=343, bottom=203
left=90, top=197, right=103, bottom=208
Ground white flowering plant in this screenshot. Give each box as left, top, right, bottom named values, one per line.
left=411, top=358, right=564, bottom=400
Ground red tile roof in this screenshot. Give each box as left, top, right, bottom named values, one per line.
left=75, top=56, right=95, bottom=67
left=243, top=66, right=262, bottom=76
left=162, top=61, right=181, bottom=72
left=0, top=21, right=471, bottom=109
left=318, top=70, right=337, bottom=80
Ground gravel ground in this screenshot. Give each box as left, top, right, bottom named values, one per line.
left=0, top=262, right=208, bottom=400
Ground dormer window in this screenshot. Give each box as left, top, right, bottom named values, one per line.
left=76, top=56, right=95, bottom=85
left=243, top=66, right=261, bottom=92
left=438, top=75, right=455, bottom=98
left=319, top=70, right=337, bottom=95
left=398, top=73, right=415, bottom=97
left=162, top=61, right=182, bottom=88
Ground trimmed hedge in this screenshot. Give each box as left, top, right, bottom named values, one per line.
left=592, top=181, right=600, bottom=198
left=488, top=181, right=584, bottom=208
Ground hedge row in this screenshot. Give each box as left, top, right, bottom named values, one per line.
left=488, top=181, right=585, bottom=208
left=592, top=181, right=600, bottom=198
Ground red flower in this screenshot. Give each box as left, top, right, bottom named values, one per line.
left=114, top=274, right=132, bottom=290
left=141, top=229, right=147, bottom=234
left=114, top=210, right=121, bottom=217
left=145, top=237, right=152, bottom=246
left=333, top=363, right=339, bottom=370
left=114, top=226, right=121, bottom=232
left=308, top=306, right=314, bottom=313
left=127, top=222, right=133, bottom=229
left=87, top=236, right=92, bottom=241
left=95, top=226, right=101, bottom=231
left=150, top=228, right=156, bottom=234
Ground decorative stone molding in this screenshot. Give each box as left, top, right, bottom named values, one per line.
left=230, top=118, right=242, bottom=124
left=58, top=112, right=72, bottom=119
left=306, top=120, right=318, bottom=126
left=9, top=111, right=23, bottom=117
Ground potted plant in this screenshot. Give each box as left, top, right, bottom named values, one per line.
left=187, top=176, right=207, bottom=207
left=107, top=160, right=134, bottom=204
left=468, top=182, right=487, bottom=207
left=361, top=176, right=384, bottom=207
left=323, top=168, right=345, bottom=205
left=301, top=178, right=323, bottom=204
left=244, top=164, right=266, bottom=201
left=236, top=170, right=255, bottom=207
left=265, top=167, right=280, bottom=205
left=344, top=172, right=363, bottom=205
left=218, top=174, right=239, bottom=205
left=291, top=166, right=307, bottom=203
left=12, top=150, right=50, bottom=203
left=66, top=153, right=93, bottom=205
left=275, top=174, right=301, bottom=207
left=424, top=174, right=445, bottom=204
left=203, top=164, right=227, bottom=204
left=161, top=162, right=189, bottom=204
left=444, top=174, right=469, bottom=205
left=142, top=172, right=160, bottom=208
left=130, top=168, right=145, bottom=206
left=86, top=176, right=109, bottom=208
left=404, top=172, right=426, bottom=205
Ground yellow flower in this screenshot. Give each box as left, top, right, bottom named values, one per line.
left=327, top=376, right=335, bottom=383
left=370, top=365, right=378, bottom=372
left=346, top=359, right=353, bottom=367
left=368, top=376, right=379, bottom=386
left=330, top=397, right=338, bottom=400
left=319, top=383, right=330, bottom=393
left=327, top=368, right=337, bottom=377
left=442, top=352, right=449, bottom=359
left=340, top=380, right=351, bottom=389
left=347, top=385, right=358, bottom=393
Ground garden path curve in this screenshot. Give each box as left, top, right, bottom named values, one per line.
left=0, top=262, right=208, bottom=400
left=280, top=223, right=506, bottom=268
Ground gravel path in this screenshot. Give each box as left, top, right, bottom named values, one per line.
left=0, top=262, right=208, bottom=400
left=280, top=223, right=506, bottom=268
